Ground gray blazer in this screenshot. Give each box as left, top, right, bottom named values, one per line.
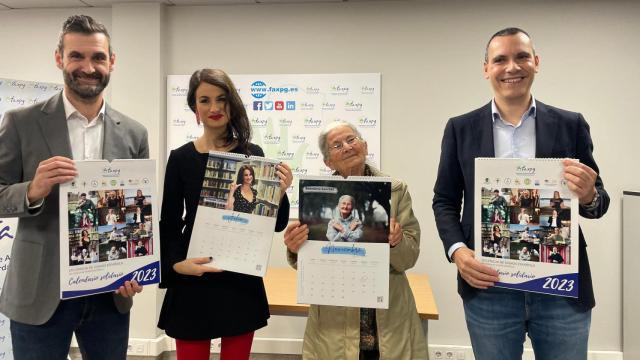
left=0, top=92, right=149, bottom=325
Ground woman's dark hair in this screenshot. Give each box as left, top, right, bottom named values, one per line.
left=235, top=165, right=256, bottom=186
left=187, top=69, right=251, bottom=152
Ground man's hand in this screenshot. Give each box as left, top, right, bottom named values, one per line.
left=27, top=156, right=77, bottom=203
left=173, top=257, right=223, bottom=276
left=388, top=217, right=402, bottom=247
left=453, top=247, right=499, bottom=289
left=115, top=280, right=143, bottom=298
left=284, top=221, right=308, bottom=254
left=563, top=159, right=597, bottom=205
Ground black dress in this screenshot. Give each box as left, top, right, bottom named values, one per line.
left=157, top=142, right=290, bottom=340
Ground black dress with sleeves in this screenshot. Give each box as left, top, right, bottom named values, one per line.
left=157, top=142, right=290, bottom=340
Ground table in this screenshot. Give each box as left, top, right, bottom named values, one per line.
left=263, top=267, right=439, bottom=343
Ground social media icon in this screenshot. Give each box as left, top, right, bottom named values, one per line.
left=275, top=101, right=284, bottom=111
left=286, top=101, right=295, bottom=110
left=253, top=101, right=263, bottom=111
left=264, top=101, right=274, bottom=110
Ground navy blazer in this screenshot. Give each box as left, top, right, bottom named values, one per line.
left=432, top=100, right=609, bottom=310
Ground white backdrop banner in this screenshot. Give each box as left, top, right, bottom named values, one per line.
left=167, top=73, right=381, bottom=216
left=0, top=77, right=62, bottom=359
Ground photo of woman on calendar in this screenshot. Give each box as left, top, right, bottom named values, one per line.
left=298, top=178, right=391, bottom=244
left=225, top=164, right=258, bottom=213
left=326, top=194, right=363, bottom=242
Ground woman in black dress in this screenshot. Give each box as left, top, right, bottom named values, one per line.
left=225, top=164, right=258, bottom=213
left=158, top=69, right=292, bottom=360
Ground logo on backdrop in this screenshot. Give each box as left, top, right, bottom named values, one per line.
left=299, top=102, right=314, bottom=110
left=330, top=85, right=349, bottom=95
left=170, top=85, right=188, bottom=97
left=305, top=86, right=320, bottom=95
left=344, top=101, right=363, bottom=112
left=279, top=118, right=293, bottom=127
left=251, top=81, right=267, bottom=99
left=250, top=117, right=268, bottom=128
left=251, top=81, right=299, bottom=99
left=361, top=85, right=375, bottom=95
left=357, top=117, right=377, bottom=127
left=0, top=220, right=14, bottom=241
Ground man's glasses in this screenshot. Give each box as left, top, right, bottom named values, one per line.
left=329, top=136, right=361, bottom=152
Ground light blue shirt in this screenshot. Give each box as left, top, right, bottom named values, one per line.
left=448, top=97, right=537, bottom=260
left=492, top=97, right=537, bottom=159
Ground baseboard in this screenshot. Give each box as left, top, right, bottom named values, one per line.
left=429, top=344, right=623, bottom=360
left=71, top=337, right=624, bottom=359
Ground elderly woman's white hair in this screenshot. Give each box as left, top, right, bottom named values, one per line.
left=318, top=120, right=364, bottom=161
left=337, top=194, right=355, bottom=206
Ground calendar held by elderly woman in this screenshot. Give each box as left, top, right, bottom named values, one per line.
left=297, top=176, right=392, bottom=308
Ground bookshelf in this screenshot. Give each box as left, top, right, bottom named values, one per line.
left=200, top=158, right=238, bottom=209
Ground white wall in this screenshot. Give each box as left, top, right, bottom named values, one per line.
left=1, top=0, right=638, bottom=354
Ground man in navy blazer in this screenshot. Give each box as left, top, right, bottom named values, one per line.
left=433, top=28, right=609, bottom=360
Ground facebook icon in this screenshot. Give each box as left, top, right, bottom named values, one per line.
left=253, top=101, right=263, bottom=111
left=286, top=101, right=296, bottom=110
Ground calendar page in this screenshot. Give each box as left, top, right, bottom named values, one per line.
left=187, top=151, right=282, bottom=277
left=59, top=160, right=160, bottom=299
left=475, top=158, right=579, bottom=297
left=297, top=176, right=391, bottom=308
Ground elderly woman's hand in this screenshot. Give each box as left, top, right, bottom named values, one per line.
left=388, top=217, right=403, bottom=247
left=349, top=219, right=361, bottom=231
left=276, top=162, right=293, bottom=198
left=284, top=221, right=309, bottom=254
left=331, top=220, right=345, bottom=233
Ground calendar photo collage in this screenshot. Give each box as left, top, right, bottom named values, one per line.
left=67, top=188, right=154, bottom=267
left=480, top=187, right=572, bottom=265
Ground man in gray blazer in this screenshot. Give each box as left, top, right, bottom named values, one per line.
left=0, top=15, right=147, bottom=359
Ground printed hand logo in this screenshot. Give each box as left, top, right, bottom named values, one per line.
left=0, top=220, right=14, bottom=241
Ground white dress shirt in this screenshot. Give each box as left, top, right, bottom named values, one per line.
left=62, top=90, right=105, bottom=161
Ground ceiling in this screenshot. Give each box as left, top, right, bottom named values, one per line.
left=0, top=0, right=390, bottom=10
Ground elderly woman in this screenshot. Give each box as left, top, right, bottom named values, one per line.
left=284, top=121, right=426, bottom=359
left=326, top=194, right=363, bottom=242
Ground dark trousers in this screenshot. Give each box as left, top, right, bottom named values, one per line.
left=10, top=293, right=129, bottom=360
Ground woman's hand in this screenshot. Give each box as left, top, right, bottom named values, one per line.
left=388, top=217, right=403, bottom=247
left=173, top=257, right=223, bottom=276
left=284, top=221, right=308, bottom=254
left=276, top=163, right=293, bottom=198
left=332, top=220, right=345, bottom=233
left=349, top=219, right=361, bottom=231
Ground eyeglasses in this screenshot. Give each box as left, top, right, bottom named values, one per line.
left=329, top=136, right=361, bottom=152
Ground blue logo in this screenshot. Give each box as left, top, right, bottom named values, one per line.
left=0, top=220, right=14, bottom=241
left=286, top=101, right=296, bottom=110
left=264, top=101, right=274, bottom=110
left=253, top=101, right=263, bottom=111
left=251, top=81, right=267, bottom=99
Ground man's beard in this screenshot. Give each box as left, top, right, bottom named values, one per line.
left=63, top=69, right=109, bottom=100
